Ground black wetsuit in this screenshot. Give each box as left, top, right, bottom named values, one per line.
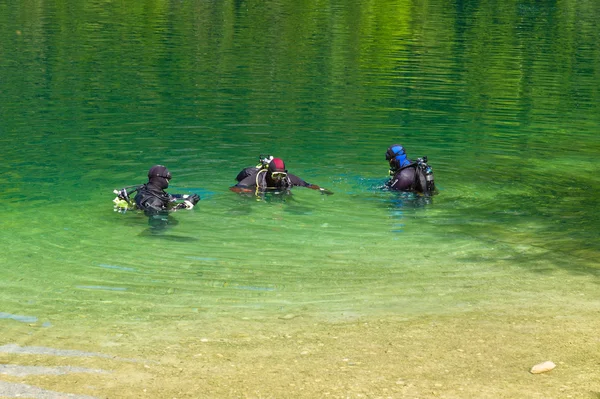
left=134, top=181, right=201, bottom=231
left=386, top=163, right=435, bottom=195
left=234, top=167, right=310, bottom=191
left=134, top=182, right=175, bottom=215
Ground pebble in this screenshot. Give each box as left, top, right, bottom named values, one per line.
left=530, top=361, right=556, bottom=374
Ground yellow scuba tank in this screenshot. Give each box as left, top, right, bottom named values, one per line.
left=112, top=186, right=140, bottom=213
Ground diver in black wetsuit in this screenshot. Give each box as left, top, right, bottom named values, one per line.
left=385, top=144, right=436, bottom=195
left=230, top=156, right=333, bottom=195
left=113, top=165, right=200, bottom=231
left=133, top=165, right=200, bottom=214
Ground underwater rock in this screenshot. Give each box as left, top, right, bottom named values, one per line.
left=0, top=364, right=107, bottom=377
left=530, top=361, right=556, bottom=374
left=0, top=380, right=98, bottom=399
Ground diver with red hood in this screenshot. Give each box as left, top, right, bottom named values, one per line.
left=231, top=156, right=333, bottom=195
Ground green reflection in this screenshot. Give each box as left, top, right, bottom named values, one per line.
left=0, top=1, right=599, bottom=395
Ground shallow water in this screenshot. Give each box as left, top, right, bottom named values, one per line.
left=1, top=0, right=599, bottom=397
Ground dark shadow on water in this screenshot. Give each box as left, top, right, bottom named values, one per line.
left=137, top=213, right=199, bottom=242
left=139, top=231, right=199, bottom=242
left=383, top=191, right=434, bottom=234
left=454, top=238, right=600, bottom=279
left=438, top=179, right=600, bottom=275
left=384, top=190, right=434, bottom=209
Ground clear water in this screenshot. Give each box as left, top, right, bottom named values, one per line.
left=1, top=0, right=599, bottom=397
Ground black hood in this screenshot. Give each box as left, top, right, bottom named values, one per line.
left=149, top=176, right=169, bottom=190
left=147, top=165, right=171, bottom=189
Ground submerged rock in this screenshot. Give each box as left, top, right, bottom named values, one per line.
left=530, top=361, right=556, bottom=374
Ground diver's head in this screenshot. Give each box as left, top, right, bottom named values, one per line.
left=386, top=144, right=411, bottom=172
left=148, top=165, right=172, bottom=189
left=267, top=158, right=288, bottom=183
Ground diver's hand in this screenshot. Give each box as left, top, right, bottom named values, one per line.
left=230, top=186, right=253, bottom=194
left=187, top=193, right=200, bottom=205
left=307, top=184, right=333, bottom=195
left=182, top=193, right=200, bottom=209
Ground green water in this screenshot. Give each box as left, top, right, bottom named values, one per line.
left=1, top=0, right=599, bottom=396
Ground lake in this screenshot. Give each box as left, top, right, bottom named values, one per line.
left=1, top=0, right=598, bottom=397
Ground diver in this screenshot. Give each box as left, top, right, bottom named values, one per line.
left=113, top=165, right=200, bottom=229
left=230, top=155, right=333, bottom=195
left=385, top=144, right=436, bottom=195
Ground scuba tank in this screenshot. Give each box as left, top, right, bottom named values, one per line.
left=257, top=154, right=273, bottom=169
left=235, top=155, right=274, bottom=182
left=112, top=185, right=141, bottom=212
left=416, top=156, right=435, bottom=195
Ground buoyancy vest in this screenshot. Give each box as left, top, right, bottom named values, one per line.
left=388, top=157, right=436, bottom=195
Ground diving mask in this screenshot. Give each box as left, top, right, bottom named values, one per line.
left=271, top=172, right=287, bottom=180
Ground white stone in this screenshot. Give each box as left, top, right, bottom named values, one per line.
left=530, top=361, right=556, bottom=374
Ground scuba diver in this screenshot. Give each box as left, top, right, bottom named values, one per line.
left=230, top=155, right=333, bottom=195
left=113, top=165, right=200, bottom=230
left=385, top=144, right=436, bottom=195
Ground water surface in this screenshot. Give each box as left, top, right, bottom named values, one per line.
left=1, top=0, right=599, bottom=397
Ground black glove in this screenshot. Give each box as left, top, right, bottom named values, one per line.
left=188, top=193, right=200, bottom=205
left=180, top=193, right=200, bottom=208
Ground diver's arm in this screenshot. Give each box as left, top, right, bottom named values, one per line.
left=235, top=167, right=258, bottom=182
left=230, top=175, right=258, bottom=193
left=169, top=193, right=200, bottom=209
left=171, top=193, right=200, bottom=201
left=288, top=174, right=333, bottom=195
left=306, top=184, right=334, bottom=195
left=230, top=185, right=254, bottom=193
